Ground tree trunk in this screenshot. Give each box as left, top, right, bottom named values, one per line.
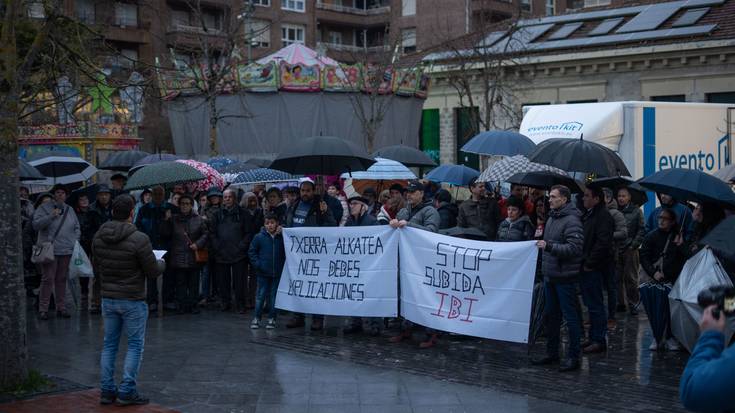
left=0, top=0, right=29, bottom=388
left=209, top=96, right=218, bottom=157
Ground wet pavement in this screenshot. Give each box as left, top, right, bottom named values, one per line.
left=16, top=307, right=689, bottom=413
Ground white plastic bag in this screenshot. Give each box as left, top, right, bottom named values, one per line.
left=69, top=241, right=94, bottom=279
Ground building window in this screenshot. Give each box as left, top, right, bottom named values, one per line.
left=651, top=95, right=686, bottom=102
left=109, top=48, right=138, bottom=69
left=76, top=0, right=95, bottom=24
left=401, top=28, right=416, bottom=53
left=246, top=19, right=270, bottom=48
left=402, top=0, right=415, bottom=16
left=281, top=24, right=305, bottom=47
left=248, top=0, right=270, bottom=5
left=584, top=0, right=611, bottom=7
left=114, top=2, right=138, bottom=27
left=520, top=0, right=531, bottom=12
left=282, top=0, right=305, bottom=12
left=328, top=31, right=343, bottom=45
left=706, top=92, right=735, bottom=104
left=171, top=10, right=190, bottom=27
left=26, top=1, right=44, bottom=18
left=545, top=0, right=555, bottom=16
left=567, top=99, right=598, bottom=104
left=201, top=11, right=223, bottom=31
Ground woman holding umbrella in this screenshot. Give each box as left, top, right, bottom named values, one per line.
left=496, top=196, right=535, bottom=242
left=639, top=208, right=688, bottom=351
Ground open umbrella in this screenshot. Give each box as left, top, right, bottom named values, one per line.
left=124, top=161, right=205, bottom=191
left=637, top=168, right=735, bottom=208
left=478, top=155, right=566, bottom=183
left=425, top=164, right=479, bottom=187
left=219, top=161, right=259, bottom=174
left=529, top=137, right=630, bottom=177
left=129, top=153, right=182, bottom=174
left=230, top=168, right=296, bottom=186
left=439, top=226, right=488, bottom=240
left=700, top=216, right=735, bottom=257
left=19, top=158, right=45, bottom=181
left=528, top=282, right=546, bottom=353
left=248, top=157, right=275, bottom=168
left=588, top=176, right=649, bottom=206
left=371, top=144, right=437, bottom=168
left=340, top=158, right=416, bottom=180
left=506, top=171, right=583, bottom=193
left=270, top=136, right=375, bottom=176
left=27, top=151, right=98, bottom=185
left=461, top=131, right=536, bottom=157
left=669, top=248, right=735, bottom=352
left=713, top=164, right=735, bottom=183
left=176, top=159, right=226, bottom=193
left=99, top=150, right=150, bottom=171
left=639, top=281, right=672, bottom=344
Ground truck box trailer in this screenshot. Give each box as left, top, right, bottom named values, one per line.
left=520, top=101, right=734, bottom=214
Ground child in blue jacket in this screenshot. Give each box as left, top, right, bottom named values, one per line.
left=248, top=213, right=286, bottom=329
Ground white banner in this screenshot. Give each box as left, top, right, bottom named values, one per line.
left=275, top=226, right=399, bottom=317
left=399, top=227, right=538, bottom=343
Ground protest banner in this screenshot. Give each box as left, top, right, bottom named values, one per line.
left=275, top=226, right=399, bottom=317
left=399, top=227, right=538, bottom=343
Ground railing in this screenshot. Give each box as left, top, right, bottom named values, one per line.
left=315, top=1, right=390, bottom=15
left=317, top=41, right=390, bottom=53
left=167, top=24, right=224, bottom=35
left=113, top=16, right=139, bottom=28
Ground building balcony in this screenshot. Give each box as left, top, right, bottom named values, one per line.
left=166, top=24, right=228, bottom=49
left=316, top=1, right=390, bottom=15
left=99, top=16, right=152, bottom=44
left=316, top=1, right=390, bottom=27
left=317, top=41, right=390, bottom=53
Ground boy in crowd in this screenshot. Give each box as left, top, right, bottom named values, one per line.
left=248, top=213, right=286, bottom=329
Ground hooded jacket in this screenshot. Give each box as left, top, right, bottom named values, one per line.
left=437, top=202, right=459, bottom=230
left=33, top=201, right=81, bottom=256
left=457, top=197, right=501, bottom=240
left=396, top=199, right=440, bottom=233
left=160, top=212, right=208, bottom=269
left=541, top=202, right=584, bottom=283
left=497, top=215, right=535, bottom=242
left=606, top=198, right=628, bottom=247
left=209, top=204, right=254, bottom=264
left=248, top=227, right=286, bottom=278
left=92, top=220, right=161, bottom=301
left=619, top=202, right=645, bottom=250
left=582, top=202, right=614, bottom=271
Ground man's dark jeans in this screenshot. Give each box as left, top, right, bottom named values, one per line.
left=602, top=264, right=617, bottom=319
left=255, top=275, right=279, bottom=320
left=544, top=280, right=582, bottom=360
left=217, top=260, right=246, bottom=308
left=175, top=268, right=200, bottom=308
left=580, top=269, right=608, bottom=345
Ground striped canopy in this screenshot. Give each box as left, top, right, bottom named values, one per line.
left=256, top=43, right=339, bottom=68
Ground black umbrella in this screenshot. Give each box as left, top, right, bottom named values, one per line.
left=247, top=157, right=275, bottom=168
left=270, top=136, right=375, bottom=176
left=439, top=226, right=488, bottom=240
left=371, top=144, right=437, bottom=168
left=507, top=171, right=583, bottom=193
left=637, top=168, right=735, bottom=208
left=528, top=282, right=546, bottom=353
left=129, top=153, right=182, bottom=174
left=529, top=137, right=630, bottom=177
left=26, top=150, right=98, bottom=185
left=67, top=184, right=101, bottom=208
left=125, top=161, right=205, bottom=191
left=19, top=158, right=45, bottom=181
left=639, top=281, right=672, bottom=344
left=700, top=216, right=735, bottom=257
left=99, top=150, right=150, bottom=171
left=461, top=130, right=536, bottom=157
left=588, top=176, right=649, bottom=206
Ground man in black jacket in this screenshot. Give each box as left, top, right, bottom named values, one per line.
left=532, top=185, right=584, bottom=372
left=580, top=186, right=614, bottom=354
left=285, top=178, right=337, bottom=330
left=209, top=189, right=255, bottom=312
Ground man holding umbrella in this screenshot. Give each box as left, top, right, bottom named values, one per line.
left=285, top=178, right=337, bottom=330
left=532, top=185, right=584, bottom=372
left=110, top=173, right=128, bottom=199
left=458, top=177, right=501, bottom=240
left=646, top=193, right=693, bottom=239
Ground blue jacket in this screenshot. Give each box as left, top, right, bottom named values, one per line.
left=248, top=227, right=285, bottom=278
left=134, top=201, right=177, bottom=250
left=680, top=330, right=735, bottom=413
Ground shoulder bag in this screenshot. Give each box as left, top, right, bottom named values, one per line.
left=31, top=206, right=69, bottom=265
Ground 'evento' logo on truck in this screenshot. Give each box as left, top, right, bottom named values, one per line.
left=526, top=121, right=583, bottom=135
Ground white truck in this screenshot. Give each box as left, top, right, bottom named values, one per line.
left=520, top=101, right=734, bottom=214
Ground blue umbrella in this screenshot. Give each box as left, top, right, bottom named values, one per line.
left=231, top=168, right=295, bottom=185
left=206, top=157, right=236, bottom=171
left=219, top=161, right=259, bottom=174
left=639, top=281, right=672, bottom=344
left=637, top=168, right=735, bottom=208
left=461, top=131, right=536, bottom=157
left=425, top=164, right=480, bottom=186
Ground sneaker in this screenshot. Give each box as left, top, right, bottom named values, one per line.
left=250, top=318, right=260, bottom=329
left=266, top=319, right=277, bottom=329
left=115, top=392, right=149, bottom=406
left=665, top=338, right=681, bottom=351
left=99, top=391, right=117, bottom=405
left=649, top=340, right=660, bottom=351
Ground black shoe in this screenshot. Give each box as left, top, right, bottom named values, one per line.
left=531, top=356, right=559, bottom=366
left=99, top=391, right=116, bottom=405
left=115, top=392, right=149, bottom=406
left=559, top=358, right=580, bottom=372
left=343, top=325, right=363, bottom=334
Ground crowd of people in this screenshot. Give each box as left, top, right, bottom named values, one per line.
left=18, top=173, right=731, bottom=365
